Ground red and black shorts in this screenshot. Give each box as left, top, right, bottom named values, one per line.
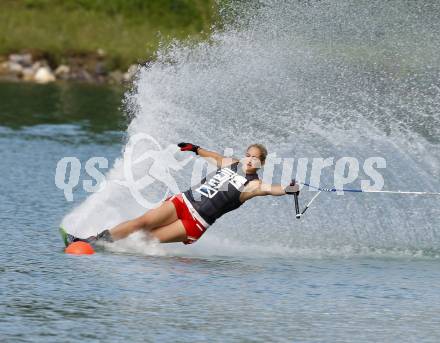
left=167, top=193, right=209, bottom=245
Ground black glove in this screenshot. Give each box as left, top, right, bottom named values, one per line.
left=178, top=142, right=200, bottom=155
left=284, top=179, right=300, bottom=194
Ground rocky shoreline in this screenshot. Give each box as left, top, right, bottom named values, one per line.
left=0, top=52, right=139, bottom=85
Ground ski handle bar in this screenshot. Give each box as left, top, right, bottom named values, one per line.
left=292, top=180, right=323, bottom=220
left=292, top=179, right=301, bottom=219
left=294, top=193, right=300, bottom=219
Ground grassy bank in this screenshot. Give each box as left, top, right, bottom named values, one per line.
left=0, top=0, right=217, bottom=69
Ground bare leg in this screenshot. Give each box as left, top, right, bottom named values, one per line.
left=149, top=220, right=187, bottom=243
left=109, top=201, right=178, bottom=241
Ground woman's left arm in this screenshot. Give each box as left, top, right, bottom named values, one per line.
left=259, top=183, right=287, bottom=196
left=245, top=180, right=299, bottom=198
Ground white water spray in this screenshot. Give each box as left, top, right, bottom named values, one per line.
left=61, top=0, right=440, bottom=258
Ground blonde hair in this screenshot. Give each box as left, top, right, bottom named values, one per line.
left=246, top=143, right=268, bottom=163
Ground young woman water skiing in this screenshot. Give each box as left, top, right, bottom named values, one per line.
left=64, top=142, right=299, bottom=246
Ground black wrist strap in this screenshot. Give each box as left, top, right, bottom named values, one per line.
left=193, top=145, right=200, bottom=155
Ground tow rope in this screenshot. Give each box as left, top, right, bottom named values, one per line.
left=293, top=182, right=440, bottom=219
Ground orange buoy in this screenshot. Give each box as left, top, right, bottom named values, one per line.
left=65, top=241, right=95, bottom=255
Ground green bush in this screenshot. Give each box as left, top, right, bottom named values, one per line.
left=1, top=0, right=217, bottom=69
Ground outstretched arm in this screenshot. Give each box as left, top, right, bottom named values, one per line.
left=198, top=147, right=239, bottom=168
left=247, top=179, right=300, bottom=197
left=178, top=142, right=238, bottom=168
left=260, top=183, right=289, bottom=196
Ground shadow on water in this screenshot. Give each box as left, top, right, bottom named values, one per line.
left=0, top=81, right=127, bottom=143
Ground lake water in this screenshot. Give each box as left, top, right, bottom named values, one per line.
left=1, top=80, right=439, bottom=342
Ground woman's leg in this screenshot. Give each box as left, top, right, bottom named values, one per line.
left=149, top=220, right=187, bottom=243
left=109, top=201, right=178, bottom=241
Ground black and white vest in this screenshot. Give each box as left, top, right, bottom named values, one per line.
left=183, top=162, right=259, bottom=225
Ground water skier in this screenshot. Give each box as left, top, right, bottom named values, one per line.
left=63, top=143, right=299, bottom=246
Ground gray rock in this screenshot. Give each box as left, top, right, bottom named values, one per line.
left=123, top=64, right=139, bottom=82
left=109, top=70, right=124, bottom=84
left=7, top=61, right=24, bottom=74
left=0, top=61, right=9, bottom=73
left=95, top=61, right=107, bottom=76
left=9, top=53, right=33, bottom=67
left=22, top=68, right=35, bottom=81
left=31, top=61, right=43, bottom=71
left=55, top=65, right=70, bottom=78
left=34, top=66, right=56, bottom=83
left=97, top=48, right=106, bottom=57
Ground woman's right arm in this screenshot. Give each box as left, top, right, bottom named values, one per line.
left=178, top=142, right=238, bottom=168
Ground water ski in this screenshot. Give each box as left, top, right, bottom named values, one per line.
left=59, top=226, right=69, bottom=247
left=59, top=227, right=95, bottom=255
